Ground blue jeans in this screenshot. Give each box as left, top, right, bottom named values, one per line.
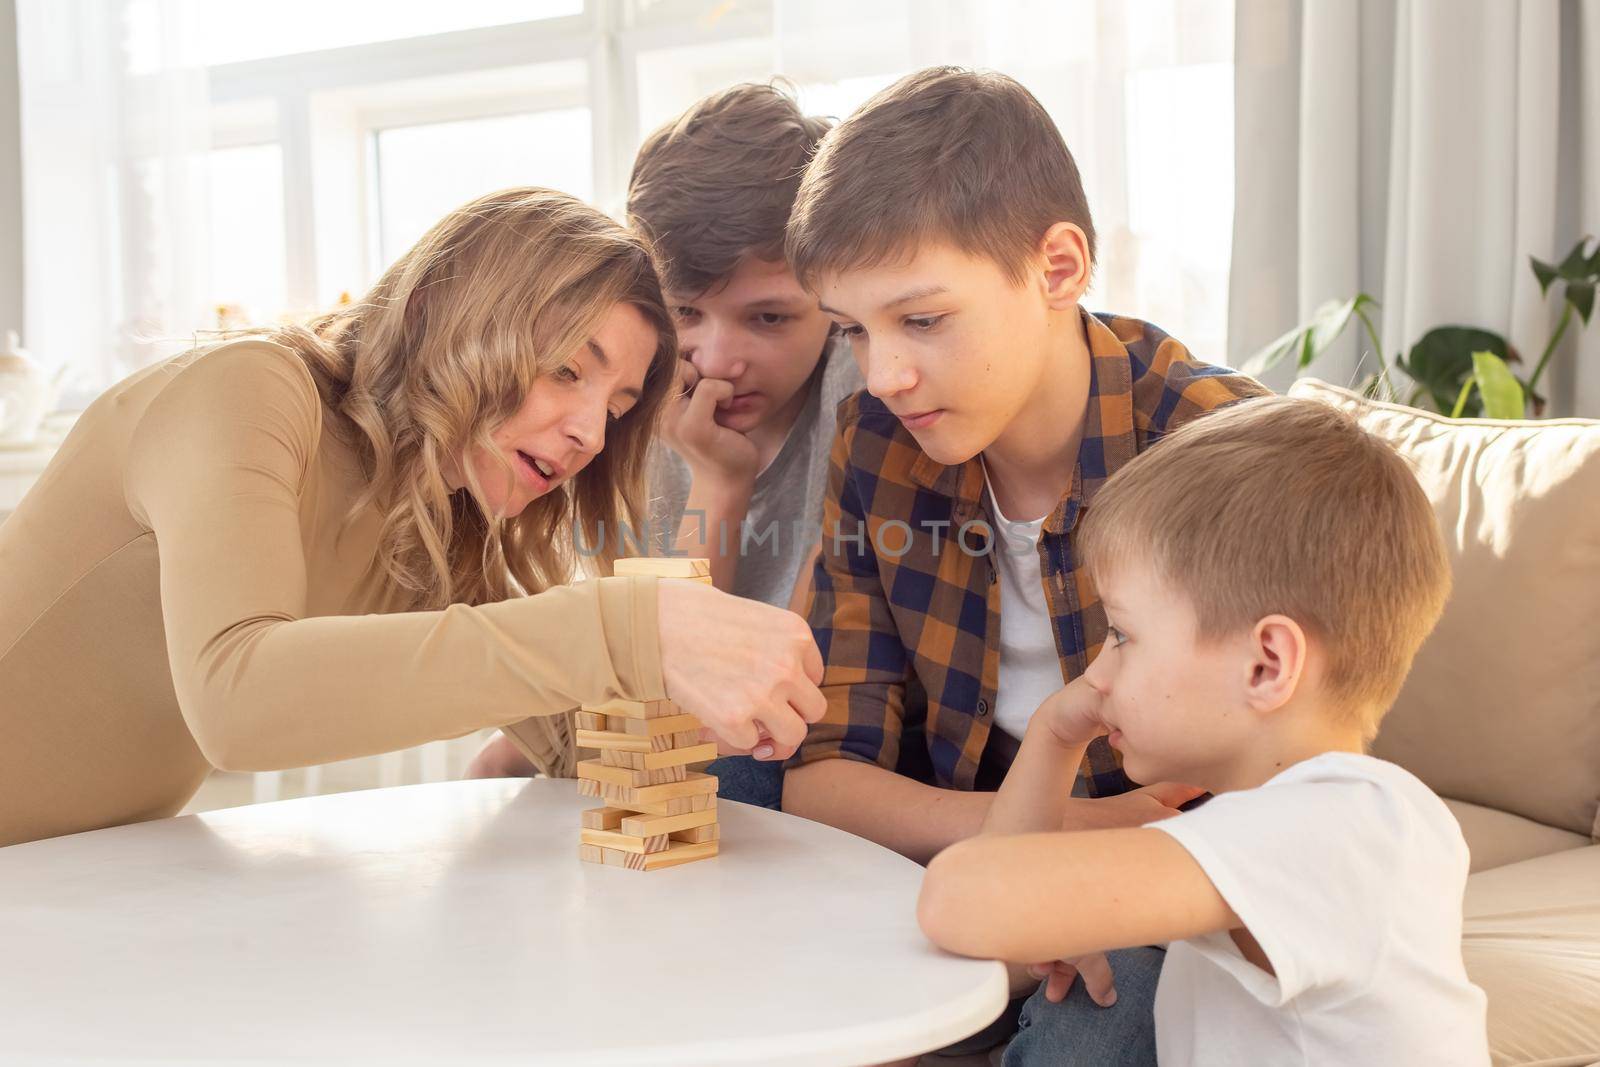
left=1002, top=946, right=1164, bottom=1067
left=707, top=754, right=784, bottom=810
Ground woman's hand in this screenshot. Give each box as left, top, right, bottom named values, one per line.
left=656, top=579, right=826, bottom=759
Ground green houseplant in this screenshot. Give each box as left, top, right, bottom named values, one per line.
left=1243, top=237, right=1599, bottom=419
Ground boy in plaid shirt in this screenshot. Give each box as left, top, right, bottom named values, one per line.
left=782, top=67, right=1267, bottom=1062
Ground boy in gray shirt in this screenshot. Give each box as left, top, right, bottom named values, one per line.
left=646, top=337, right=857, bottom=612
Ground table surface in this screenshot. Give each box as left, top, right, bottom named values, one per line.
left=0, top=779, right=1007, bottom=1066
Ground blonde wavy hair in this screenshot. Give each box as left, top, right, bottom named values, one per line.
left=264, top=187, right=677, bottom=610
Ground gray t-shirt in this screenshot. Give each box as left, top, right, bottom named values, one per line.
left=647, top=336, right=862, bottom=608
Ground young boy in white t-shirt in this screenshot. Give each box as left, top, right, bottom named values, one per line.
left=917, top=396, right=1490, bottom=1066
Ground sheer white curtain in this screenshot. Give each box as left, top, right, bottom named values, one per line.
left=772, top=0, right=1238, bottom=365
left=1231, top=0, right=1600, bottom=415
left=16, top=0, right=213, bottom=394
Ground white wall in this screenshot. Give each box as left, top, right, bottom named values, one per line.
left=0, top=0, right=21, bottom=342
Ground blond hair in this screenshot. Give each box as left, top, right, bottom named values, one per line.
left=628, top=81, right=832, bottom=295
left=263, top=187, right=677, bottom=609
left=1078, top=397, right=1451, bottom=737
left=785, top=66, right=1095, bottom=290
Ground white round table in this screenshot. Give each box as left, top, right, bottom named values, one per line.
left=0, top=779, right=1007, bottom=1065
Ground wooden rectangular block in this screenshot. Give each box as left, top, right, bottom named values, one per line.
left=671, top=730, right=704, bottom=748
left=597, top=749, right=691, bottom=782
left=670, top=822, right=720, bottom=844
left=578, top=779, right=717, bottom=815
left=575, top=729, right=655, bottom=753
left=612, top=712, right=704, bottom=737
left=574, top=710, right=607, bottom=731
left=577, top=759, right=640, bottom=790
left=578, top=759, right=686, bottom=790
left=667, top=792, right=717, bottom=814
left=579, top=843, right=606, bottom=864
left=580, top=827, right=671, bottom=855
left=577, top=728, right=702, bottom=754
left=597, top=746, right=641, bottom=770
left=592, top=839, right=719, bottom=871
left=612, top=557, right=711, bottom=579
left=622, top=770, right=718, bottom=804
left=578, top=769, right=718, bottom=806
left=599, top=743, right=718, bottom=772
left=580, top=806, right=628, bottom=831
left=595, top=739, right=700, bottom=764
left=584, top=698, right=677, bottom=720
left=619, top=807, right=718, bottom=838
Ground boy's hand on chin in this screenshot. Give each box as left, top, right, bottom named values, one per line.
left=1062, top=781, right=1207, bottom=831
left=662, top=359, right=760, bottom=488
left=1035, top=675, right=1108, bottom=748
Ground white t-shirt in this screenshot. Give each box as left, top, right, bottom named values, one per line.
left=1149, top=752, right=1489, bottom=1067
left=983, top=470, right=1063, bottom=740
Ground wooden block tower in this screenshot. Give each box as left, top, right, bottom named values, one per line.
left=577, top=557, right=720, bottom=871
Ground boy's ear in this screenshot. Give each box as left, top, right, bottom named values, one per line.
left=1038, top=222, right=1092, bottom=307
left=1242, top=614, right=1308, bottom=715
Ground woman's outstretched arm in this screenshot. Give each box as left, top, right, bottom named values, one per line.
left=124, top=342, right=668, bottom=771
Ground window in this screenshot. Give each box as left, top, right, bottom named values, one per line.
left=374, top=108, right=595, bottom=264
left=1123, top=61, right=1234, bottom=365
left=19, top=0, right=1237, bottom=386
left=129, top=0, right=584, bottom=72
left=207, top=143, right=287, bottom=328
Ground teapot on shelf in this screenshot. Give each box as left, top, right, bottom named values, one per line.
left=0, top=331, right=62, bottom=447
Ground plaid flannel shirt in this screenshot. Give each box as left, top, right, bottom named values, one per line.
left=792, top=310, right=1270, bottom=794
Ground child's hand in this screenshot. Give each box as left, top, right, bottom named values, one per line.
left=1061, top=781, right=1206, bottom=831
left=661, top=359, right=760, bottom=490
left=1034, top=676, right=1107, bottom=748
left=1028, top=952, right=1117, bottom=1007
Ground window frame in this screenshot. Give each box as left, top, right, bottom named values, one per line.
left=202, top=0, right=778, bottom=312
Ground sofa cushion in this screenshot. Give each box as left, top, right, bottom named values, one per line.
left=1444, top=798, right=1592, bottom=874
left=1462, top=845, right=1600, bottom=1066
left=1288, top=379, right=1600, bottom=840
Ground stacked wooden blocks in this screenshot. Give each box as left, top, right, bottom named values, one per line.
left=577, top=557, right=720, bottom=871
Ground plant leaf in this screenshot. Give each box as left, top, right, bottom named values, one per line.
left=1531, top=256, right=1559, bottom=294
left=1471, top=351, right=1526, bottom=419
left=1398, top=326, right=1507, bottom=416
left=1565, top=280, right=1595, bottom=324
left=1302, top=296, right=1368, bottom=368
left=1241, top=294, right=1379, bottom=377
left=1558, top=238, right=1593, bottom=279
left=1240, top=323, right=1305, bottom=377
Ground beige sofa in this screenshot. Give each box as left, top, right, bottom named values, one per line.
left=1291, top=380, right=1600, bottom=1067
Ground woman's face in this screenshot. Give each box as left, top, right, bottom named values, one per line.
left=459, top=301, right=659, bottom=517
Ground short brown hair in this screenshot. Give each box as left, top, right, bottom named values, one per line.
left=627, top=82, right=832, bottom=296
left=1079, top=397, right=1452, bottom=737
left=785, top=66, right=1097, bottom=290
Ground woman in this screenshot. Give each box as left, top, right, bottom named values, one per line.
left=0, top=188, right=824, bottom=848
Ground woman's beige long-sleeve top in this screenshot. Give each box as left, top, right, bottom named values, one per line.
left=0, top=340, right=664, bottom=847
